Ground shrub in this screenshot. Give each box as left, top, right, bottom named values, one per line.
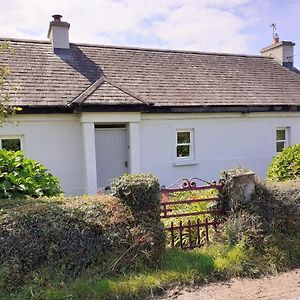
left=0, top=150, right=62, bottom=199
left=111, top=173, right=161, bottom=222
left=112, top=174, right=165, bottom=264
left=267, top=144, right=300, bottom=181
left=218, top=169, right=300, bottom=272
left=0, top=194, right=158, bottom=289
left=216, top=212, right=263, bottom=247
left=253, top=181, right=300, bottom=235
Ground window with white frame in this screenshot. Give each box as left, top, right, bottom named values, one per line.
left=176, top=130, right=194, bottom=159
left=276, top=128, right=290, bottom=153
left=0, top=137, right=22, bottom=151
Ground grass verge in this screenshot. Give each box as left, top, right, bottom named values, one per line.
left=3, top=237, right=294, bottom=300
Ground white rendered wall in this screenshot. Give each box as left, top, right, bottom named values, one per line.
left=0, top=114, right=84, bottom=195
left=139, top=112, right=300, bottom=187
left=1, top=112, right=300, bottom=196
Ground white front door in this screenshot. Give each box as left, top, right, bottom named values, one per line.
left=95, top=127, right=128, bottom=190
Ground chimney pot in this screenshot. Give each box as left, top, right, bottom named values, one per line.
left=273, top=33, right=280, bottom=44
left=52, top=14, right=63, bottom=22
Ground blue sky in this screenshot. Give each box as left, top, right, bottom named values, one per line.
left=0, top=0, right=299, bottom=68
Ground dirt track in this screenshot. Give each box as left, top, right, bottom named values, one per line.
left=160, top=268, right=300, bottom=300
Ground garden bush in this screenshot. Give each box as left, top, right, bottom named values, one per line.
left=267, top=144, right=300, bottom=181
left=218, top=171, right=300, bottom=272
left=0, top=150, right=61, bottom=199
left=0, top=194, right=164, bottom=292
left=112, top=173, right=161, bottom=221
left=112, top=173, right=165, bottom=264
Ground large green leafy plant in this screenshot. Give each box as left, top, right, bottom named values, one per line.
left=0, top=150, right=62, bottom=199
left=267, top=144, right=300, bottom=181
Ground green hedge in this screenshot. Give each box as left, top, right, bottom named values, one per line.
left=0, top=193, right=167, bottom=292
left=112, top=174, right=165, bottom=263
left=0, top=150, right=61, bottom=199
left=111, top=173, right=161, bottom=222
left=267, top=144, right=300, bottom=181
left=217, top=174, right=300, bottom=272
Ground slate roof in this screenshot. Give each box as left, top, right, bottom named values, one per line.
left=1, top=38, right=300, bottom=112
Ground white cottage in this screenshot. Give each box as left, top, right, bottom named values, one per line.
left=1, top=15, right=300, bottom=195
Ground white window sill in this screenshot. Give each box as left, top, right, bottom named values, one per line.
left=174, top=160, right=199, bottom=166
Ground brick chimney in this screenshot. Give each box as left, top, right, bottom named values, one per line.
left=47, top=14, right=70, bottom=49
left=260, top=35, right=295, bottom=68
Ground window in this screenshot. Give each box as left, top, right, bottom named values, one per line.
left=0, top=137, right=22, bottom=151
left=176, top=130, right=193, bottom=159
left=276, top=128, right=289, bottom=153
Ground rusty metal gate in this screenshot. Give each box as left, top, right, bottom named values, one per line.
left=160, top=178, right=224, bottom=250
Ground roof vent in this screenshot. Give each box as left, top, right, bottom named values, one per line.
left=47, top=14, right=70, bottom=49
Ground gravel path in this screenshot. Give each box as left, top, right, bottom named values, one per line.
left=159, top=269, right=300, bottom=300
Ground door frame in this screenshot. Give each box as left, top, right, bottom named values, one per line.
left=81, top=112, right=141, bottom=195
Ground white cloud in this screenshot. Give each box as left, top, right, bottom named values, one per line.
left=0, top=0, right=260, bottom=53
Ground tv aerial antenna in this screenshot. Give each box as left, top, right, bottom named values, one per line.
left=270, top=23, right=278, bottom=39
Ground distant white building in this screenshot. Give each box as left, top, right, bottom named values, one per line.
left=1, top=15, right=300, bottom=195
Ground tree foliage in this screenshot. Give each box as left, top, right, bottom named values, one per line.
left=267, top=144, right=300, bottom=181
left=0, top=41, right=21, bottom=125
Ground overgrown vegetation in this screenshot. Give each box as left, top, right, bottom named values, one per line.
left=112, top=173, right=165, bottom=264
left=216, top=175, right=300, bottom=276
left=0, top=150, right=62, bottom=199
left=0, top=192, right=165, bottom=297
left=267, top=144, right=300, bottom=181
left=0, top=172, right=299, bottom=299
left=0, top=41, right=21, bottom=125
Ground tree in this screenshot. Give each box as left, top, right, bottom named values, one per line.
left=0, top=41, right=21, bottom=125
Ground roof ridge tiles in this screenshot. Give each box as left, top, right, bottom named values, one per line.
left=0, top=37, right=51, bottom=44
left=0, top=37, right=273, bottom=59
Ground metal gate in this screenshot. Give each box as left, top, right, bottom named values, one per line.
left=160, top=178, right=224, bottom=250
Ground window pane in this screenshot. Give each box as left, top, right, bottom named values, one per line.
left=276, top=141, right=285, bottom=153
left=177, top=131, right=190, bottom=144
left=1, top=139, right=21, bottom=151
left=177, top=145, right=190, bottom=157
left=276, top=129, right=285, bottom=141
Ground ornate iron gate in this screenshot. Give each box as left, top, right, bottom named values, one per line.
left=160, top=178, right=224, bottom=250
